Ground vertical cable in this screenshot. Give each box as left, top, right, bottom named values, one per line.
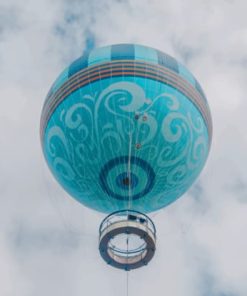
left=126, top=270, right=129, bottom=296
left=128, top=132, right=132, bottom=210
left=126, top=233, right=129, bottom=296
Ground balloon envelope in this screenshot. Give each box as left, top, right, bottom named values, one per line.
left=41, top=44, right=212, bottom=213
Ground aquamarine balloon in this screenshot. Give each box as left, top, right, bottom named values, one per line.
left=41, top=44, right=212, bottom=213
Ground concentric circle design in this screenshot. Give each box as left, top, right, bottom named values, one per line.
left=116, top=172, right=139, bottom=190
left=99, top=156, right=155, bottom=200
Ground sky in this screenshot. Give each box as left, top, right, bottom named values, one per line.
left=0, top=0, right=247, bottom=295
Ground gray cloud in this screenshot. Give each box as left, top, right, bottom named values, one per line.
left=0, top=0, right=246, bottom=295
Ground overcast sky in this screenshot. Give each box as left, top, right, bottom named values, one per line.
left=0, top=0, right=247, bottom=295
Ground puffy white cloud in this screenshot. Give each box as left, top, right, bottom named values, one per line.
left=0, top=0, right=246, bottom=295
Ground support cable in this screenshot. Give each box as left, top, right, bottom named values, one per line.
left=126, top=234, right=129, bottom=296
left=127, top=132, right=131, bottom=295
left=126, top=270, right=129, bottom=296
left=127, top=132, right=132, bottom=210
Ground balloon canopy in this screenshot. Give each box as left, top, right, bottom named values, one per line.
left=40, top=44, right=212, bottom=213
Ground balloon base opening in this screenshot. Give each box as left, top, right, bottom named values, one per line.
left=99, top=210, right=156, bottom=271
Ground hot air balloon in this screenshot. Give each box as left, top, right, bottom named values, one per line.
left=40, top=44, right=212, bottom=270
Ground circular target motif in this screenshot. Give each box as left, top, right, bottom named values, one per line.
left=116, top=172, right=139, bottom=190
left=99, top=156, right=155, bottom=201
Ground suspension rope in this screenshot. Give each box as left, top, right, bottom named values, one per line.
left=126, top=270, right=129, bottom=296
left=126, top=234, right=129, bottom=296
left=127, top=131, right=132, bottom=210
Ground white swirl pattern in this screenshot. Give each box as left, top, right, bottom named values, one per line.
left=44, top=79, right=210, bottom=213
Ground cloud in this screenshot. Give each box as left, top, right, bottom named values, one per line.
left=0, top=0, right=246, bottom=295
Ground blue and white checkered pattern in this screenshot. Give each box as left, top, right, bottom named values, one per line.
left=50, top=44, right=205, bottom=100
